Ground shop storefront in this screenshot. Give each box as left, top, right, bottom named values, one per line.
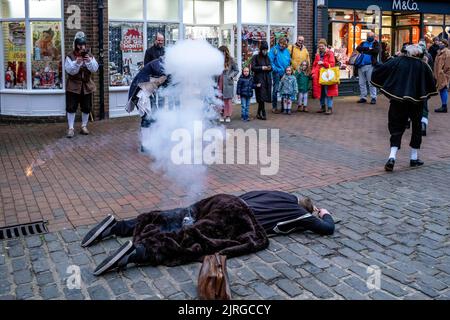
left=0, top=0, right=65, bottom=116
left=108, top=0, right=298, bottom=118
left=324, top=0, right=450, bottom=95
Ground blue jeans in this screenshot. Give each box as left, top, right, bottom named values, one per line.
left=272, top=73, right=281, bottom=110
left=440, top=87, right=448, bottom=106
left=320, top=86, right=334, bottom=109
left=241, top=97, right=250, bottom=120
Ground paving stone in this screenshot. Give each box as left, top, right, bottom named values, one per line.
left=276, top=251, right=305, bottom=267
left=13, top=269, right=33, bottom=285
left=179, top=281, right=198, bottom=299
left=36, top=272, right=55, bottom=286
left=60, top=230, right=79, bottom=243
left=153, top=278, right=178, bottom=297
left=315, top=272, right=340, bottom=287
left=87, top=245, right=106, bottom=256
left=11, top=257, right=27, bottom=272
left=304, top=254, right=330, bottom=269
left=117, top=293, right=137, bottom=300
left=231, top=284, right=254, bottom=297
left=167, top=266, right=191, bottom=283
left=327, top=266, right=349, bottom=279
left=131, top=281, right=153, bottom=296
left=40, top=284, right=60, bottom=300
left=63, top=288, right=85, bottom=300
left=367, top=233, right=394, bottom=247
left=25, top=236, right=43, bottom=248
left=390, top=262, right=418, bottom=275
left=50, top=251, right=68, bottom=264
left=297, top=277, right=334, bottom=299
left=255, top=251, right=279, bottom=263
left=383, top=268, right=413, bottom=285
left=247, top=262, right=281, bottom=281
left=168, top=292, right=188, bottom=300
left=67, top=243, right=84, bottom=255
left=369, top=290, right=397, bottom=300
left=141, top=266, right=164, bottom=279
left=71, top=253, right=91, bottom=266
left=272, top=263, right=301, bottom=280
left=32, top=259, right=51, bottom=274
left=236, top=267, right=259, bottom=282
left=15, top=284, right=34, bottom=300
left=334, top=283, right=367, bottom=300
left=344, top=276, right=371, bottom=294
left=29, top=248, right=46, bottom=261
left=107, top=277, right=129, bottom=296
left=7, top=244, right=24, bottom=258
left=47, top=241, right=64, bottom=253
left=250, top=282, right=279, bottom=299
left=0, top=281, right=11, bottom=295
left=88, top=285, right=111, bottom=300
left=276, top=279, right=302, bottom=297
left=410, top=282, right=440, bottom=298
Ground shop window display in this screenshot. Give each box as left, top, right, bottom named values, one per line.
left=147, top=23, right=179, bottom=47
left=185, top=26, right=219, bottom=47
left=109, top=22, right=144, bottom=87
left=31, top=21, right=62, bottom=89
left=1, top=0, right=25, bottom=18
left=270, top=26, right=293, bottom=47
left=3, top=22, right=26, bottom=89
left=241, top=25, right=267, bottom=68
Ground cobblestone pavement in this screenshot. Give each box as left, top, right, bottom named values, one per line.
left=1, top=160, right=449, bottom=300
left=1, top=95, right=449, bottom=231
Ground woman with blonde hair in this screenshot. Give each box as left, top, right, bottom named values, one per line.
left=311, top=39, right=338, bottom=115
left=217, top=45, right=239, bottom=122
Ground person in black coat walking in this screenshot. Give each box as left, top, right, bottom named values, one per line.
left=251, top=41, right=272, bottom=120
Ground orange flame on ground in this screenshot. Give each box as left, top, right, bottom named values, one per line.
left=25, top=164, right=34, bottom=177
left=25, top=159, right=46, bottom=177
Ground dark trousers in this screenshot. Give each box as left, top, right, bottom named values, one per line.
left=111, top=218, right=137, bottom=237
left=388, top=100, right=422, bottom=149
left=66, top=92, right=92, bottom=113
left=257, top=101, right=266, bottom=117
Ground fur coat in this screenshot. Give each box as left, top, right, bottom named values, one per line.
left=132, top=194, right=269, bottom=266
left=434, top=47, right=450, bottom=91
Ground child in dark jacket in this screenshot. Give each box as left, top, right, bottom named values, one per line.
left=294, top=61, right=312, bottom=112
left=236, top=67, right=258, bottom=121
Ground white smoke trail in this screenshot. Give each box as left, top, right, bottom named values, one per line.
left=141, top=40, right=224, bottom=199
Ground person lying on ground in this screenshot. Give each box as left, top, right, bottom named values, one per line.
left=80, top=190, right=336, bottom=276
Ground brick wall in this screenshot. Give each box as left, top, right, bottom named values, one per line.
left=297, top=0, right=328, bottom=57
left=63, top=0, right=109, bottom=120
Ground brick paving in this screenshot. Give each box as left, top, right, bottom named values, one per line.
left=1, top=95, right=450, bottom=300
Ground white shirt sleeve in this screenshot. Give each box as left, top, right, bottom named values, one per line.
left=65, top=56, right=81, bottom=76
left=85, top=56, right=99, bottom=73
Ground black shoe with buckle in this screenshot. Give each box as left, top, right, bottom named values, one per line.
left=410, top=159, right=424, bottom=167
left=81, top=214, right=117, bottom=247
left=384, top=158, right=395, bottom=172
left=93, top=240, right=135, bottom=276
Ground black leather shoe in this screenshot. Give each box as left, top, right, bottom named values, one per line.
left=357, top=98, right=367, bottom=103
left=410, top=159, right=424, bottom=167
left=384, top=158, right=395, bottom=172
left=435, top=107, right=448, bottom=113
left=421, top=123, right=427, bottom=136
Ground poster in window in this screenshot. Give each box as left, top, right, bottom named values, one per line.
left=109, top=23, right=144, bottom=87
left=3, top=22, right=26, bottom=89
left=270, top=26, right=293, bottom=48
left=31, top=22, right=62, bottom=89
left=241, top=25, right=267, bottom=68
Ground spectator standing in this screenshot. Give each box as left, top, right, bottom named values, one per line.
left=251, top=41, right=272, bottom=120
left=356, top=32, right=380, bottom=105
left=288, top=35, right=310, bottom=71
left=434, top=39, right=450, bottom=113
left=268, top=37, right=291, bottom=113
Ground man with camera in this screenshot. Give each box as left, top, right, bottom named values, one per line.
left=64, top=32, right=99, bottom=138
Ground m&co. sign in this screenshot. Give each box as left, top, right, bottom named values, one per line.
left=392, top=0, right=420, bottom=11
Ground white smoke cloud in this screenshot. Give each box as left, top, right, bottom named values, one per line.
left=141, top=40, right=225, bottom=199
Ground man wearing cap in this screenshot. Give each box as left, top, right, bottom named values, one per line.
left=64, top=32, right=99, bottom=138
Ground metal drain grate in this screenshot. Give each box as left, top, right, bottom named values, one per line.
left=0, top=221, right=48, bottom=240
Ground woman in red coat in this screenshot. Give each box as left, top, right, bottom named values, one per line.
left=312, top=39, right=339, bottom=114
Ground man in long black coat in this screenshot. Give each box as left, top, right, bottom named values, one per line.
left=371, top=44, right=438, bottom=172
left=81, top=191, right=335, bottom=276
left=251, top=41, right=272, bottom=120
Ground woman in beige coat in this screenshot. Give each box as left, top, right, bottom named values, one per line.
left=434, top=39, right=450, bottom=113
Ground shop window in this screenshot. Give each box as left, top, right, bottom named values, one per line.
left=395, top=14, right=420, bottom=26
left=185, top=26, right=219, bottom=47
left=270, top=25, right=294, bottom=47
left=183, top=0, right=220, bottom=25
left=224, top=0, right=237, bottom=24
left=355, top=10, right=380, bottom=26
left=147, top=23, right=179, bottom=47
left=423, top=14, right=444, bottom=25
left=108, top=0, right=143, bottom=20
left=3, top=22, right=26, bottom=89
left=241, top=25, right=267, bottom=68
left=147, top=0, right=179, bottom=21
left=382, top=15, right=392, bottom=27
left=242, top=0, right=267, bottom=24
left=29, top=0, right=61, bottom=19
left=424, top=26, right=444, bottom=48
left=329, top=22, right=353, bottom=79
left=31, top=21, right=62, bottom=89
left=270, top=1, right=294, bottom=24
left=0, top=0, right=25, bottom=18
left=328, top=9, right=354, bottom=22
left=109, top=22, right=144, bottom=87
